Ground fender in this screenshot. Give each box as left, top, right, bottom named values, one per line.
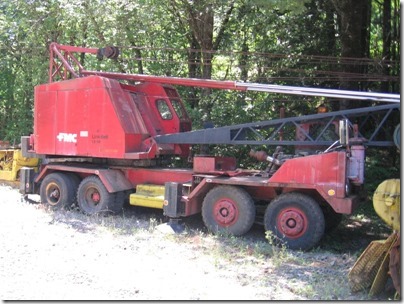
left=35, top=164, right=133, bottom=193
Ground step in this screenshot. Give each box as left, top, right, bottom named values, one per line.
left=129, top=184, right=165, bottom=209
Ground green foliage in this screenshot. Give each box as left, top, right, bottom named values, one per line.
left=364, top=149, right=400, bottom=195
left=264, top=230, right=290, bottom=266
left=347, top=148, right=401, bottom=221
left=0, top=0, right=399, bottom=152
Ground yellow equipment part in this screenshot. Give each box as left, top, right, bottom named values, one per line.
left=369, top=232, right=399, bottom=296
left=389, top=236, right=401, bottom=296
left=129, top=184, right=165, bottom=209
left=348, top=233, right=397, bottom=293
left=349, top=179, right=401, bottom=298
left=0, top=149, right=39, bottom=181
left=373, top=179, right=400, bottom=231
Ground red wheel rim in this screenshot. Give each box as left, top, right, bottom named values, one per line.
left=213, top=198, right=239, bottom=227
left=91, top=192, right=100, bottom=202
left=85, top=188, right=100, bottom=206
left=277, top=207, right=308, bottom=239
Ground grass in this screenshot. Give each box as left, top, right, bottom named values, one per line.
left=306, top=272, right=352, bottom=300
left=18, top=190, right=396, bottom=300
left=44, top=205, right=153, bottom=236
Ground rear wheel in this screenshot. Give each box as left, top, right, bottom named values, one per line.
left=202, top=186, right=256, bottom=236
left=264, top=192, right=325, bottom=251
left=110, top=190, right=127, bottom=214
left=40, top=172, right=76, bottom=210
left=65, top=173, right=81, bottom=206
left=77, top=175, right=114, bottom=215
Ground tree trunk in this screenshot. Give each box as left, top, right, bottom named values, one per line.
left=381, top=0, right=392, bottom=92
left=185, top=0, right=214, bottom=119
left=391, top=0, right=400, bottom=92
left=323, top=0, right=337, bottom=56
left=331, top=0, right=371, bottom=109
left=360, top=0, right=371, bottom=91
left=178, top=0, right=234, bottom=119
left=187, top=36, right=201, bottom=108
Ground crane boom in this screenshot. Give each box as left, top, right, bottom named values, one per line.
left=154, top=103, right=400, bottom=147
left=50, top=43, right=400, bottom=104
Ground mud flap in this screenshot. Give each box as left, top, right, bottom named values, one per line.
left=19, top=167, right=36, bottom=194
left=163, top=182, right=183, bottom=218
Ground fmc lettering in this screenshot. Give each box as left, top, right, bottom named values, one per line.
left=56, top=133, right=77, bottom=143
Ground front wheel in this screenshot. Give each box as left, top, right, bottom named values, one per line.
left=264, top=192, right=325, bottom=251
left=202, top=186, right=256, bottom=236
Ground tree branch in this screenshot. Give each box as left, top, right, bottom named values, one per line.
left=213, top=2, right=235, bottom=50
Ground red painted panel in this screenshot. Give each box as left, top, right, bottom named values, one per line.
left=35, top=77, right=127, bottom=157
left=193, top=156, right=237, bottom=173
left=125, top=168, right=193, bottom=186
left=128, top=89, right=165, bottom=137
left=132, top=83, right=191, bottom=135
left=34, top=89, right=56, bottom=154
left=33, top=76, right=191, bottom=159
left=269, top=151, right=346, bottom=198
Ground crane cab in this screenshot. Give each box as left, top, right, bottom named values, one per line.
left=32, top=76, right=191, bottom=160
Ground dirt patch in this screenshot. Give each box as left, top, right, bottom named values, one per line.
left=0, top=184, right=396, bottom=300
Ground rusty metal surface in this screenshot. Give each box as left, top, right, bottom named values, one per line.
left=348, top=233, right=398, bottom=293
left=389, top=234, right=401, bottom=296
left=193, top=156, right=236, bottom=173
left=97, top=169, right=133, bottom=193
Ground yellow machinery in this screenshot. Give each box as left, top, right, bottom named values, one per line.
left=130, top=184, right=165, bottom=209
left=349, top=179, right=400, bottom=298
left=0, top=141, right=39, bottom=181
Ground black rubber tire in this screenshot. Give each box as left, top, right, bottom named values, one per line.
left=264, top=192, right=325, bottom=251
left=65, top=173, right=81, bottom=206
left=322, top=204, right=343, bottom=233
left=393, top=124, right=400, bottom=149
left=110, top=190, right=127, bottom=214
left=202, top=186, right=256, bottom=236
left=40, top=172, right=76, bottom=210
left=77, top=175, right=115, bottom=215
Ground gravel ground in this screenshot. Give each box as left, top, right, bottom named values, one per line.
left=0, top=184, right=394, bottom=300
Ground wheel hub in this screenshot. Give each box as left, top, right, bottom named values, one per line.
left=84, top=188, right=101, bottom=206
left=46, top=183, right=60, bottom=205
left=213, top=199, right=239, bottom=226
left=50, top=188, right=60, bottom=199
left=91, top=192, right=100, bottom=203
left=278, top=209, right=306, bottom=238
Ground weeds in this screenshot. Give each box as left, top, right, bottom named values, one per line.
left=310, top=273, right=348, bottom=300
left=2, top=184, right=397, bottom=300
left=44, top=205, right=162, bottom=236
left=148, top=217, right=159, bottom=232
left=265, top=230, right=291, bottom=267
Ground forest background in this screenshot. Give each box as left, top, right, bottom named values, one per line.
left=0, top=0, right=400, bottom=196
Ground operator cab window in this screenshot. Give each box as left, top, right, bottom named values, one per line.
left=156, top=99, right=173, bottom=120
left=170, top=99, right=186, bottom=119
